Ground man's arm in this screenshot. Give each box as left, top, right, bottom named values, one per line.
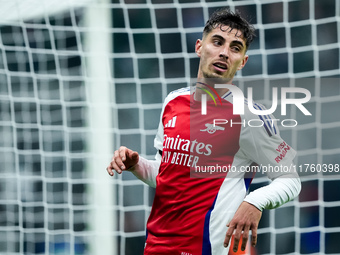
left=106, top=146, right=160, bottom=187
left=129, top=154, right=160, bottom=187
left=224, top=106, right=302, bottom=252
left=244, top=173, right=301, bottom=210
left=107, top=89, right=172, bottom=186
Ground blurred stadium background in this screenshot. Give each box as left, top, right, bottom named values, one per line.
left=0, top=0, right=339, bottom=254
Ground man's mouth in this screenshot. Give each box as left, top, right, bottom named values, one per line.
left=213, top=62, right=228, bottom=71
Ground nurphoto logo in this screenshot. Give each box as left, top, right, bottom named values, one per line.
left=201, top=84, right=312, bottom=116
left=199, top=84, right=312, bottom=128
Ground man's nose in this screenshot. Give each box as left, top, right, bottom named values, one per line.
left=219, top=47, right=229, bottom=59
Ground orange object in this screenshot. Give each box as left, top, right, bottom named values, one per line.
left=228, top=235, right=257, bottom=255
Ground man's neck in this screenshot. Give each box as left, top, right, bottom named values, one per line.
left=194, top=78, right=232, bottom=101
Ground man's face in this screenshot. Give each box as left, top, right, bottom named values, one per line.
left=195, top=25, right=249, bottom=82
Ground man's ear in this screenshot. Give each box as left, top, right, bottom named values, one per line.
left=195, top=39, right=202, bottom=57
left=237, top=55, right=249, bottom=70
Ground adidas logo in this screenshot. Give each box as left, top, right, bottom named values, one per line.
left=165, top=116, right=177, bottom=128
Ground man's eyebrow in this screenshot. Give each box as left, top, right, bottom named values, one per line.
left=211, top=34, right=225, bottom=42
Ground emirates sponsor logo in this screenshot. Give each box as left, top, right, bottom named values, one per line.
left=162, top=134, right=212, bottom=168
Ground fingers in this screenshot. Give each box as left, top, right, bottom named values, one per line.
left=240, top=224, right=250, bottom=251
left=231, top=223, right=244, bottom=252
left=106, top=165, right=114, bottom=176
left=224, top=202, right=262, bottom=251
left=224, top=222, right=254, bottom=252
left=106, top=146, right=139, bottom=176
left=236, top=225, right=256, bottom=252
left=119, top=146, right=126, bottom=162
left=115, top=148, right=126, bottom=171
left=106, top=146, right=128, bottom=176
left=224, top=223, right=234, bottom=248
left=251, top=225, right=258, bottom=247
left=107, top=157, right=120, bottom=175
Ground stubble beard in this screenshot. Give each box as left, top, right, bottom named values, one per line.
left=202, top=70, right=233, bottom=85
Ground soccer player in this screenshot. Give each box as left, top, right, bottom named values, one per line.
left=107, top=9, right=301, bottom=255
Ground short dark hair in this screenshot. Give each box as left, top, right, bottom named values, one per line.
left=203, top=8, right=256, bottom=50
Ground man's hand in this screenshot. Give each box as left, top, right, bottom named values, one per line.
left=106, top=146, right=139, bottom=176
left=224, top=201, right=262, bottom=252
